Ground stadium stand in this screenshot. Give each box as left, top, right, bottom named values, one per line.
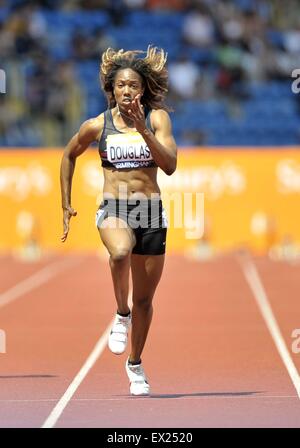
left=0, top=0, right=299, bottom=147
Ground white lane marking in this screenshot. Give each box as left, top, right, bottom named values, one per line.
left=0, top=257, right=83, bottom=308
left=41, top=287, right=133, bottom=428
left=41, top=322, right=112, bottom=428
left=238, top=254, right=300, bottom=400
left=0, top=329, right=6, bottom=353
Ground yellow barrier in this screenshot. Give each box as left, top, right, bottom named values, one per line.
left=1, top=147, right=300, bottom=255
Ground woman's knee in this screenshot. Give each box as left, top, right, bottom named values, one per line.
left=109, top=245, right=131, bottom=262
left=133, top=296, right=153, bottom=310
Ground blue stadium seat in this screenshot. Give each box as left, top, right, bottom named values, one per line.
left=41, top=10, right=110, bottom=32
left=128, top=11, right=184, bottom=30
left=183, top=47, right=215, bottom=65
left=0, top=7, right=9, bottom=23
left=108, top=27, right=180, bottom=58
left=248, top=81, right=293, bottom=99
left=266, top=29, right=284, bottom=48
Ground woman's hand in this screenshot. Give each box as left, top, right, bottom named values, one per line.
left=127, top=94, right=147, bottom=134
left=61, top=206, right=77, bottom=242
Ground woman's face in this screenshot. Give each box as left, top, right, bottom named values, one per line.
left=113, top=68, right=144, bottom=111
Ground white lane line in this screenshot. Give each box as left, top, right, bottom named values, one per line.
left=41, top=322, right=113, bottom=428
left=238, top=254, right=300, bottom=400
left=0, top=257, right=83, bottom=308
left=41, top=287, right=133, bottom=428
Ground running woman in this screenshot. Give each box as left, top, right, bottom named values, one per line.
left=60, top=46, right=177, bottom=396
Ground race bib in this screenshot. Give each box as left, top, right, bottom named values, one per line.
left=106, top=132, right=153, bottom=165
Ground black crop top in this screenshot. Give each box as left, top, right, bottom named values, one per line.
left=98, top=108, right=157, bottom=169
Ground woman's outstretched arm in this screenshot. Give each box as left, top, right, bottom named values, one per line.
left=60, top=116, right=103, bottom=242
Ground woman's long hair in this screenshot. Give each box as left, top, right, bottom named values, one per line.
left=100, top=46, right=170, bottom=111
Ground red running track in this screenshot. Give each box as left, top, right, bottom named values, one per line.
left=0, top=252, right=299, bottom=428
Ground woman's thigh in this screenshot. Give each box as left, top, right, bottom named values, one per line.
left=98, top=217, right=136, bottom=255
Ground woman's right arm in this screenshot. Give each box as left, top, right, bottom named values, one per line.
left=60, top=116, right=103, bottom=242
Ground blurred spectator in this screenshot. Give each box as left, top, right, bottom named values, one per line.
left=91, top=27, right=116, bottom=58
left=1, top=0, right=300, bottom=147
left=147, top=0, right=186, bottom=10
left=180, top=129, right=206, bottom=146
left=45, top=61, right=84, bottom=144
left=215, top=40, right=245, bottom=98
left=125, top=0, right=147, bottom=9
left=72, top=27, right=116, bottom=60
left=0, top=96, right=14, bottom=136
left=105, top=0, right=127, bottom=25
left=283, top=26, right=300, bottom=54
left=79, top=0, right=107, bottom=9
left=182, top=4, right=215, bottom=47
left=26, top=55, right=50, bottom=116
left=71, top=31, right=96, bottom=60
left=0, top=22, right=15, bottom=58
left=168, top=53, right=201, bottom=99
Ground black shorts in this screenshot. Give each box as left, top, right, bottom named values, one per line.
left=95, top=198, right=168, bottom=255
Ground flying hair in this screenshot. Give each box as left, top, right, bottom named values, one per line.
left=100, top=45, right=170, bottom=111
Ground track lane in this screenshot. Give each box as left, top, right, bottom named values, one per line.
left=1, top=254, right=299, bottom=427
left=0, top=254, right=114, bottom=427
left=0, top=254, right=60, bottom=293
left=56, top=254, right=300, bottom=428
left=238, top=254, right=300, bottom=398
left=251, top=257, right=300, bottom=374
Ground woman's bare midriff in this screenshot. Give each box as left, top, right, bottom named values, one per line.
left=102, top=166, right=161, bottom=199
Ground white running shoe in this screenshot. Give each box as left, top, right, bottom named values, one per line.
left=125, top=358, right=150, bottom=396
left=108, top=312, right=131, bottom=355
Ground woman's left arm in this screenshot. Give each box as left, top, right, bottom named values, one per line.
left=128, top=96, right=177, bottom=175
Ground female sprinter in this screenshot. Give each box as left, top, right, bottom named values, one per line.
left=60, top=46, right=177, bottom=396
